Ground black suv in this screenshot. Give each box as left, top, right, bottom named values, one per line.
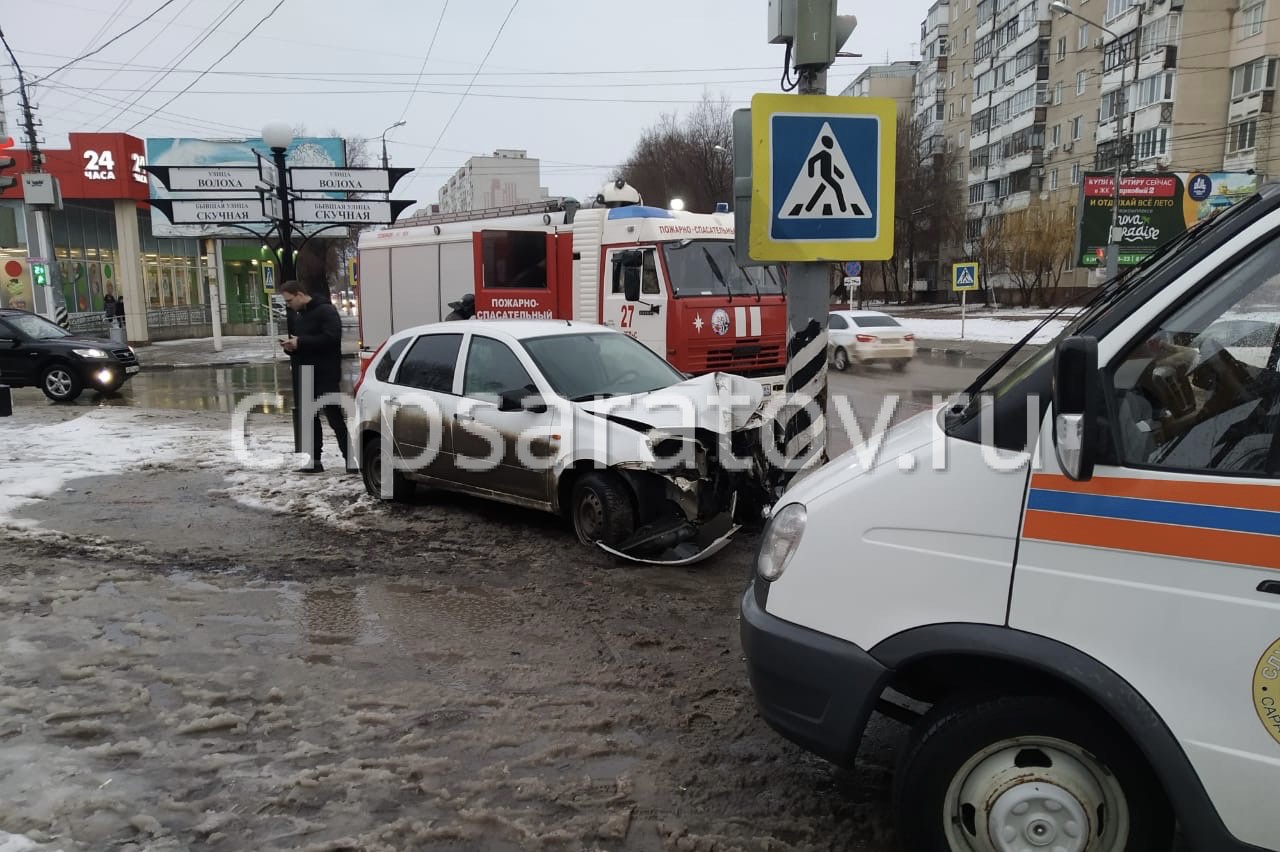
left=0, top=309, right=141, bottom=402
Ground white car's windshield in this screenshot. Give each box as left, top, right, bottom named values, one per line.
left=522, top=332, right=686, bottom=401
left=3, top=313, right=72, bottom=340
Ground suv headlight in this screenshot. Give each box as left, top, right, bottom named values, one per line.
left=73, top=348, right=109, bottom=359
left=757, top=503, right=806, bottom=582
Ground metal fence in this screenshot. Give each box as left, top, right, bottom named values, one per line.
left=147, top=304, right=213, bottom=328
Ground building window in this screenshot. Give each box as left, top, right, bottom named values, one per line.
left=1240, top=0, right=1265, bottom=38
left=1071, top=116, right=1083, bottom=140
left=1105, top=0, right=1134, bottom=24
left=1057, top=36, right=1067, bottom=61
left=1054, top=82, right=1064, bottom=104
left=1050, top=169, right=1059, bottom=190
left=1231, top=57, right=1277, bottom=97
left=1077, top=70, right=1088, bottom=94
left=962, top=95, right=968, bottom=113
left=1078, top=24, right=1090, bottom=50
left=969, top=184, right=985, bottom=204
left=949, top=101, right=956, bottom=120
left=1133, top=126, right=1170, bottom=160
left=1071, top=163, right=1082, bottom=185
left=1052, top=124, right=1062, bottom=145
left=1229, top=119, right=1258, bottom=152
left=965, top=26, right=971, bottom=46
left=936, top=102, right=945, bottom=120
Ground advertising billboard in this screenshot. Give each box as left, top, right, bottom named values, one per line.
left=1078, top=172, right=1257, bottom=267
left=145, top=136, right=346, bottom=238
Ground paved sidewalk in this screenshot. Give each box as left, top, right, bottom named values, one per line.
left=136, top=320, right=361, bottom=370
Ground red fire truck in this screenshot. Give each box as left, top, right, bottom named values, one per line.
left=356, top=183, right=787, bottom=388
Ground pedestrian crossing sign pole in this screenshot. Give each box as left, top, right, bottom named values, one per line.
left=952, top=261, right=980, bottom=340
left=748, top=93, right=896, bottom=262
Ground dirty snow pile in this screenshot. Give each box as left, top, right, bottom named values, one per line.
left=0, top=408, right=369, bottom=536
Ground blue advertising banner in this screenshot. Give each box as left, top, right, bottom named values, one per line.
left=145, top=137, right=346, bottom=238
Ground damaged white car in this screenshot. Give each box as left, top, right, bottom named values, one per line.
left=352, top=321, right=775, bottom=564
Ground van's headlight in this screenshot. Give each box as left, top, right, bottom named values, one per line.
left=73, top=348, right=109, bottom=359
left=757, top=503, right=806, bottom=582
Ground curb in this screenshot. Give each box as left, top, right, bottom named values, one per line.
left=139, top=352, right=360, bottom=371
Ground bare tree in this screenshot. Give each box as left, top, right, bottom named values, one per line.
left=885, top=112, right=965, bottom=304
left=615, top=95, right=733, bottom=212
left=994, top=205, right=1076, bottom=307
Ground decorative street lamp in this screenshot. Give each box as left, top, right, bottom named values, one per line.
left=1050, top=0, right=1127, bottom=281
left=380, top=120, right=406, bottom=170
left=261, top=121, right=295, bottom=283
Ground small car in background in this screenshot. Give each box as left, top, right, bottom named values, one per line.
left=828, top=310, right=916, bottom=372
left=0, top=309, right=140, bottom=402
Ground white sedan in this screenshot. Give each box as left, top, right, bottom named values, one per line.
left=828, top=310, right=916, bottom=372
left=352, top=320, right=773, bottom=564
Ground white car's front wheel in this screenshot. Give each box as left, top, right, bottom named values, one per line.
left=570, top=471, right=636, bottom=547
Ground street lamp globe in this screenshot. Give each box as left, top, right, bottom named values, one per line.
left=1048, top=0, right=1073, bottom=13
left=261, top=122, right=293, bottom=151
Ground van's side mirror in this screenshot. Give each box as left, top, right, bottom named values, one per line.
left=1053, top=336, right=1099, bottom=482
left=613, top=250, right=643, bottom=303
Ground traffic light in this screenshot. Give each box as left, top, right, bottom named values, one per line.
left=0, top=155, right=15, bottom=190
left=31, top=262, right=47, bottom=288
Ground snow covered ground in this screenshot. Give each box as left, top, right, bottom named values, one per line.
left=896, top=316, right=1068, bottom=344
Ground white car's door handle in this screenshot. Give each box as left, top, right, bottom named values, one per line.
left=455, top=412, right=475, bottom=422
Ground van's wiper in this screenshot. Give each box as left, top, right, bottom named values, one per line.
left=955, top=206, right=1236, bottom=412
left=702, top=246, right=734, bottom=302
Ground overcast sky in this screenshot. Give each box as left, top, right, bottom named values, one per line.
left=2, top=0, right=928, bottom=205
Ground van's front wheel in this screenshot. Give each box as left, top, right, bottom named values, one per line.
left=893, top=694, right=1172, bottom=852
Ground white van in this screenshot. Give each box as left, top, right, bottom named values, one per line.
left=741, top=186, right=1280, bottom=852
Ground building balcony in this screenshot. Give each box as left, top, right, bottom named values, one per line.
left=1229, top=90, right=1275, bottom=124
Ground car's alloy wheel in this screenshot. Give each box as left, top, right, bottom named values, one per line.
left=832, top=347, right=850, bottom=371
left=41, top=364, right=82, bottom=402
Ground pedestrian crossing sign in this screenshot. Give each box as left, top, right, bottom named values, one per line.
left=952, top=261, right=980, bottom=292
left=749, top=93, right=896, bottom=262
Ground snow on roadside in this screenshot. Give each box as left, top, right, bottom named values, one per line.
left=0, top=407, right=370, bottom=535
left=895, top=316, right=1068, bottom=344
left=0, top=832, right=63, bottom=852
left=0, top=410, right=202, bottom=526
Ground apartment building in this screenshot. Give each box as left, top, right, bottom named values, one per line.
left=925, top=0, right=1253, bottom=294
left=841, top=60, right=920, bottom=106
left=437, top=149, right=548, bottom=214
left=916, top=1, right=953, bottom=154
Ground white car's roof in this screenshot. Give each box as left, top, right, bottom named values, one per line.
left=390, top=319, right=612, bottom=342
left=830, top=309, right=895, bottom=319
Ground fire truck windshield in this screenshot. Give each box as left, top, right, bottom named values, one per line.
left=662, top=240, right=784, bottom=298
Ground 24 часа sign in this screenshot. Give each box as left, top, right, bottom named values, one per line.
left=1078, top=172, right=1257, bottom=267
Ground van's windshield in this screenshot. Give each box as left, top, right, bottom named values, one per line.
left=947, top=196, right=1258, bottom=425
left=662, top=240, right=784, bottom=298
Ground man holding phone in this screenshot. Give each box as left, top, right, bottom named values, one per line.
left=279, top=280, right=350, bottom=474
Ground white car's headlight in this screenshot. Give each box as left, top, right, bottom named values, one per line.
left=757, top=503, right=806, bottom=582
left=73, top=348, right=109, bottom=358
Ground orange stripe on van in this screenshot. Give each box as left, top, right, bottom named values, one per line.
left=1023, top=509, right=1280, bottom=571
left=1030, top=473, right=1280, bottom=513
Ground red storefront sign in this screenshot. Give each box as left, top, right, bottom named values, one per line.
left=1083, top=175, right=1178, bottom=199
left=0, top=132, right=149, bottom=202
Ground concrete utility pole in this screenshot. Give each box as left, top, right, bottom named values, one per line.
left=772, top=1, right=858, bottom=476
left=0, top=27, right=63, bottom=326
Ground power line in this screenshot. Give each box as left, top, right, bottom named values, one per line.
left=398, top=0, right=448, bottom=125
left=20, top=0, right=178, bottom=90
left=124, top=0, right=285, bottom=133
left=408, top=0, right=521, bottom=193
left=98, top=0, right=244, bottom=130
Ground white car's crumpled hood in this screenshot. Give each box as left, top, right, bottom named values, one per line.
left=574, top=372, right=766, bottom=434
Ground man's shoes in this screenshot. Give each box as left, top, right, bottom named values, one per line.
left=296, top=462, right=324, bottom=474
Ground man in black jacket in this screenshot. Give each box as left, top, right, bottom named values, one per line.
left=280, top=280, right=350, bottom=473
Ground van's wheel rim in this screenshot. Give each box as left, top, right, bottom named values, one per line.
left=45, top=369, right=73, bottom=398
left=945, top=735, right=1128, bottom=852
left=576, top=488, right=605, bottom=541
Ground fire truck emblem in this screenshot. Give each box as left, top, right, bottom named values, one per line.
left=710, top=308, right=730, bottom=336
